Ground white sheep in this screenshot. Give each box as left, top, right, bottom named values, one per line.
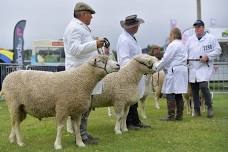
left=0, top=55, right=119, bottom=150
left=137, top=70, right=164, bottom=119
left=151, top=70, right=165, bottom=110
left=138, top=74, right=152, bottom=119
left=91, top=54, right=158, bottom=134
left=183, top=84, right=207, bottom=116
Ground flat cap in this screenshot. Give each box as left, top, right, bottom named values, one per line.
left=74, top=2, right=95, bottom=14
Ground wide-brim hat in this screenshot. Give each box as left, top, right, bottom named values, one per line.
left=120, top=15, right=144, bottom=29
left=74, top=2, right=96, bottom=14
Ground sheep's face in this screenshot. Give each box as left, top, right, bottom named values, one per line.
left=134, top=54, right=158, bottom=74
left=89, top=55, right=120, bottom=74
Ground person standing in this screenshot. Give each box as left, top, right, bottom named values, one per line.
left=155, top=27, right=188, bottom=121
left=64, top=2, right=106, bottom=144
left=186, top=20, right=221, bottom=118
left=116, top=14, right=151, bottom=129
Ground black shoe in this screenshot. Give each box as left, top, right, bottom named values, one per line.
left=82, top=138, right=98, bottom=145
left=207, top=108, right=214, bottom=118
left=87, top=134, right=99, bottom=141
left=175, top=116, right=183, bottom=121
left=127, top=124, right=140, bottom=130
left=137, top=122, right=151, bottom=128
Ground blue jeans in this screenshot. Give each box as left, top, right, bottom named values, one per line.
left=80, top=109, right=91, bottom=140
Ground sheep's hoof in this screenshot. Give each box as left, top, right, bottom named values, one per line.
left=67, top=128, right=74, bottom=134
left=17, top=142, right=25, bottom=147
left=155, top=104, right=160, bottom=109
left=115, top=130, right=122, bottom=135
left=122, top=128, right=128, bottom=132
left=54, top=144, right=62, bottom=150
left=77, top=142, right=85, bottom=147
left=142, top=115, right=147, bottom=119
left=9, top=136, right=16, bottom=144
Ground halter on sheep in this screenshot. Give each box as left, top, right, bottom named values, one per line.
left=93, top=57, right=109, bottom=74
left=134, top=58, right=154, bottom=69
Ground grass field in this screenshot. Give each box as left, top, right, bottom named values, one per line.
left=0, top=94, right=227, bottom=152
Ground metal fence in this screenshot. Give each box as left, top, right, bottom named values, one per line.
left=210, top=62, right=228, bottom=93
left=1, top=62, right=228, bottom=93
left=0, top=63, right=22, bottom=90
left=25, top=65, right=65, bottom=72
left=0, top=63, right=65, bottom=90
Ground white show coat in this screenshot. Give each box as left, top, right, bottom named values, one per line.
left=63, top=18, right=102, bottom=94
left=186, top=33, right=221, bottom=82
left=156, top=40, right=188, bottom=94
left=64, top=18, right=97, bottom=69
left=116, top=30, right=145, bottom=98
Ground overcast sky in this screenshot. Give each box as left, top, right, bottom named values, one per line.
left=1, top=0, right=228, bottom=50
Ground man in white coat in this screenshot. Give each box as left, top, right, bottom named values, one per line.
left=186, top=20, right=221, bottom=118
left=64, top=2, right=106, bottom=144
left=116, top=15, right=151, bottom=129
left=155, top=28, right=188, bottom=121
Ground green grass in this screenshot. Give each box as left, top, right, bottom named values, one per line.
left=0, top=95, right=227, bottom=152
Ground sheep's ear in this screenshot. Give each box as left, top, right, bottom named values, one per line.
left=88, top=57, right=97, bottom=66
left=135, top=55, right=145, bottom=63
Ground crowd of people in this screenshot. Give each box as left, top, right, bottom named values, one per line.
left=63, top=2, right=221, bottom=145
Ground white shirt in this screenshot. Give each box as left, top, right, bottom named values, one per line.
left=116, top=30, right=145, bottom=98
left=186, top=33, right=221, bottom=82
left=156, top=40, right=188, bottom=94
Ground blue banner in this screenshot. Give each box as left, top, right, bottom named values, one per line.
left=13, top=20, right=26, bottom=65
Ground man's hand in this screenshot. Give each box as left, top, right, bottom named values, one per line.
left=103, top=47, right=110, bottom=55
left=153, top=61, right=160, bottom=72
left=96, top=38, right=105, bottom=48
left=200, top=55, right=209, bottom=63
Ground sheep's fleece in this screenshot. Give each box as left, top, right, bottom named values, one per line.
left=0, top=54, right=120, bottom=150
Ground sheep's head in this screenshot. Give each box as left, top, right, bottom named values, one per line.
left=134, top=54, right=158, bottom=74
left=88, top=55, right=120, bottom=74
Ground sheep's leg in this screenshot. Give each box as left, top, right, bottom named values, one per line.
left=14, top=121, right=24, bottom=146
left=182, top=95, right=188, bottom=115
left=187, top=99, right=191, bottom=115
left=191, top=99, right=195, bottom=117
left=9, top=105, right=25, bottom=146
left=107, top=107, right=112, bottom=117
left=139, top=97, right=147, bottom=119
left=54, top=112, right=67, bottom=150
left=54, top=123, right=64, bottom=150
left=9, top=128, right=16, bottom=144
left=184, top=96, right=191, bottom=115
left=201, top=98, right=206, bottom=113
left=154, top=95, right=160, bottom=109
left=114, top=105, right=124, bottom=134
left=66, top=116, right=74, bottom=134
left=72, top=116, right=85, bottom=147
left=121, top=105, right=130, bottom=132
